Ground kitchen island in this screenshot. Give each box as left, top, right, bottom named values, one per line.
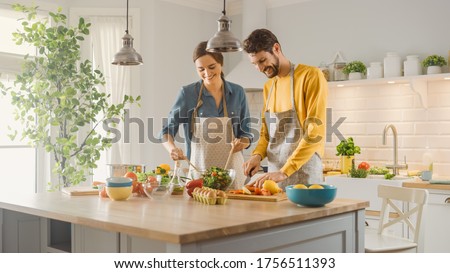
left=0, top=191, right=368, bottom=253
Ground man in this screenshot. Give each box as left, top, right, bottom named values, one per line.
left=243, top=29, right=328, bottom=189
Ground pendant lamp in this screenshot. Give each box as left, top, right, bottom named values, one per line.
left=112, top=0, right=143, bottom=65
left=206, top=0, right=242, bottom=53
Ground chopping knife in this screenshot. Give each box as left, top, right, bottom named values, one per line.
left=244, top=167, right=256, bottom=185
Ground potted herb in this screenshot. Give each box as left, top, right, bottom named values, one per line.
left=0, top=5, right=140, bottom=189
left=343, top=61, right=367, bottom=80
left=336, top=137, right=361, bottom=174
left=422, top=54, right=447, bottom=74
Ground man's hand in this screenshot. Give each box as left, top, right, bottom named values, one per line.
left=231, top=138, right=250, bottom=153
left=249, top=171, right=288, bottom=188
left=243, top=154, right=261, bottom=177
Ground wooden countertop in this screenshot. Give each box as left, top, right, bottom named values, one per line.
left=403, top=180, right=450, bottom=191
left=0, top=192, right=368, bottom=244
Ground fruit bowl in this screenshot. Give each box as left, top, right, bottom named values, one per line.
left=285, top=184, right=337, bottom=207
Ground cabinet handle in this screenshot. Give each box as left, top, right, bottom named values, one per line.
left=445, top=197, right=450, bottom=204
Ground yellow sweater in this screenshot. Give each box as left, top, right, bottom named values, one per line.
left=253, top=64, right=328, bottom=176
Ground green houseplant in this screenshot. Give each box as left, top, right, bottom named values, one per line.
left=0, top=5, right=140, bottom=189
left=343, top=61, right=367, bottom=74
left=336, top=137, right=361, bottom=174
left=422, top=54, right=447, bottom=67
left=343, top=61, right=367, bottom=80
left=422, top=54, right=447, bottom=74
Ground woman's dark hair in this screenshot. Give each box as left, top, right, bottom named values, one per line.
left=243, top=28, right=279, bottom=54
left=192, top=41, right=224, bottom=65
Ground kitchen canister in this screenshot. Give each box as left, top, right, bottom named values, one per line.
left=383, top=52, right=402, bottom=78
left=367, top=62, right=383, bottom=79
left=404, top=55, right=422, bottom=76
left=334, top=62, right=347, bottom=81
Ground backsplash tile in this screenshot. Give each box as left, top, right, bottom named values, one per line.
left=246, top=80, right=450, bottom=176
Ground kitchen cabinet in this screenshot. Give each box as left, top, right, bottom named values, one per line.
left=0, top=191, right=368, bottom=253
left=328, top=72, right=450, bottom=108
left=325, top=176, right=411, bottom=237
left=403, top=182, right=450, bottom=252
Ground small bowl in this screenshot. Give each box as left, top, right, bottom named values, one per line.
left=286, top=184, right=337, bottom=207
left=106, top=177, right=133, bottom=201
left=142, top=182, right=170, bottom=200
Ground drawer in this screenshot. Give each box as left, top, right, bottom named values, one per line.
left=428, top=193, right=450, bottom=205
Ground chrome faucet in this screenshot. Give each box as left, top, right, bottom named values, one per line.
left=382, top=124, right=408, bottom=175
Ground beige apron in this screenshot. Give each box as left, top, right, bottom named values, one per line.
left=264, top=63, right=323, bottom=190
left=189, top=84, right=246, bottom=189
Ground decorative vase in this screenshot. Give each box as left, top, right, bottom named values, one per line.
left=340, top=155, right=355, bottom=174
left=348, top=72, right=363, bottom=80
left=427, top=66, right=442, bottom=74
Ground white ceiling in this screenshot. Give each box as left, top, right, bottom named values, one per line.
left=161, top=0, right=313, bottom=15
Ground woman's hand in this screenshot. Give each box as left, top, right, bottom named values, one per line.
left=170, top=147, right=186, bottom=161
left=231, top=138, right=250, bottom=153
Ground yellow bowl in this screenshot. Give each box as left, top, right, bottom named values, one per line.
left=106, top=186, right=132, bottom=201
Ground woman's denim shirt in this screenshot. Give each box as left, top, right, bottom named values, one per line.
left=160, top=79, right=253, bottom=159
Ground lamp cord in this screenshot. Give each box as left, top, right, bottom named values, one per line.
left=222, top=0, right=226, bottom=16
left=126, top=0, right=129, bottom=34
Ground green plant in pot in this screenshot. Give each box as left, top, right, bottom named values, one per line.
left=336, top=137, right=361, bottom=174
left=422, top=54, right=447, bottom=74
left=0, top=5, right=140, bottom=190
left=343, top=61, right=367, bottom=80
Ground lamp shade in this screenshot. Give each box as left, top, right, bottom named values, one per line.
left=112, top=32, right=143, bottom=66
left=206, top=14, right=242, bottom=53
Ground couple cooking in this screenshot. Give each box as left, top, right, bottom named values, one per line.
left=160, top=29, right=328, bottom=190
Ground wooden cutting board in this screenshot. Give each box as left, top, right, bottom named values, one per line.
left=62, top=186, right=99, bottom=196
left=226, top=192, right=287, bottom=202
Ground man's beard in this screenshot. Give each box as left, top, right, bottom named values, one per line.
left=263, top=55, right=280, bottom=78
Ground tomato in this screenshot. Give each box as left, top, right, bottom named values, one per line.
left=185, top=179, right=203, bottom=197
left=358, top=162, right=370, bottom=170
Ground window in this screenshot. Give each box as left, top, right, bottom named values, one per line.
left=0, top=6, right=45, bottom=194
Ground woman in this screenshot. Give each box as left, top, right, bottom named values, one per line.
left=160, top=41, right=252, bottom=189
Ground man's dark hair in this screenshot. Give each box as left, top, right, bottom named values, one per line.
left=243, top=28, right=279, bottom=54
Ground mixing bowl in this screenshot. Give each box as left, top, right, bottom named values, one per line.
left=105, top=177, right=133, bottom=201
left=285, top=184, right=337, bottom=207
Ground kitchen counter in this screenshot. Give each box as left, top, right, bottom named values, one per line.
left=0, top=191, right=368, bottom=253
left=402, top=180, right=450, bottom=191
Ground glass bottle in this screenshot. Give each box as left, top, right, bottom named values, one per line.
left=334, top=62, right=347, bottom=81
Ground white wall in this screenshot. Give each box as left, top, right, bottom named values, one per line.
left=3, top=0, right=450, bottom=174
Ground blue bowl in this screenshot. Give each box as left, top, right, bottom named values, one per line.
left=286, top=184, right=337, bottom=207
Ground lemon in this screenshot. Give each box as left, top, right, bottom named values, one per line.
left=293, top=184, right=308, bottom=189
left=309, top=184, right=324, bottom=189
left=242, top=186, right=252, bottom=195
left=263, top=180, right=281, bottom=194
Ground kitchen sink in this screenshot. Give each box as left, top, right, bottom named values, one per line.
left=324, top=175, right=414, bottom=211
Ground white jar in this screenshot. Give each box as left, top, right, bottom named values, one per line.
left=384, top=52, right=402, bottom=78
left=404, top=55, right=422, bottom=76
left=367, top=62, right=383, bottom=79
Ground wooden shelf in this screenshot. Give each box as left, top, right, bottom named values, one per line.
left=328, top=73, right=450, bottom=108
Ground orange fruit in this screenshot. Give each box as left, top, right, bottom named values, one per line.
left=159, top=163, right=171, bottom=172
left=124, top=171, right=138, bottom=193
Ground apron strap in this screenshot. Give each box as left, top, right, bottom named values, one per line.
left=190, top=83, right=204, bottom=134
left=190, top=82, right=230, bottom=134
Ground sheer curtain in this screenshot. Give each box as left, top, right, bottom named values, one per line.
left=90, top=17, right=132, bottom=177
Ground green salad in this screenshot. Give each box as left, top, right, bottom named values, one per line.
left=368, top=167, right=390, bottom=175
left=203, top=167, right=232, bottom=190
